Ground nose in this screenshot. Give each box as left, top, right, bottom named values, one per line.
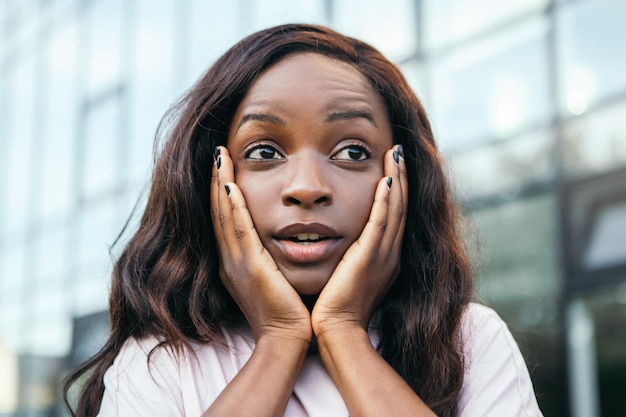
left=281, top=152, right=333, bottom=208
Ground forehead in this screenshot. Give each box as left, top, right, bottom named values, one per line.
left=234, top=52, right=387, bottom=117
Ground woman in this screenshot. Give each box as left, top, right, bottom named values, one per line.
left=64, top=23, right=543, bottom=417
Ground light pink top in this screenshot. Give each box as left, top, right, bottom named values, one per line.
left=97, top=303, right=543, bottom=416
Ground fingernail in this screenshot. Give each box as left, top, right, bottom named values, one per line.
left=225, top=184, right=231, bottom=195
left=398, top=144, right=404, bottom=158
left=217, top=155, right=222, bottom=169
left=386, top=177, right=392, bottom=190
left=393, top=150, right=399, bottom=165
left=214, top=146, right=221, bottom=159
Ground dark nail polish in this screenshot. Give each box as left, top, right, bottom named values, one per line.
left=393, top=150, right=399, bottom=164
left=387, top=177, right=393, bottom=189
left=398, top=145, right=404, bottom=158
left=225, top=184, right=231, bottom=195
left=217, top=155, right=221, bottom=169
left=214, top=147, right=221, bottom=159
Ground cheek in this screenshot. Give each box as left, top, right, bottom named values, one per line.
left=340, top=174, right=380, bottom=229
left=235, top=172, right=280, bottom=229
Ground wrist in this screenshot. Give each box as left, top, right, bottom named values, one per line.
left=248, top=314, right=313, bottom=346
left=311, top=312, right=366, bottom=339
left=256, top=329, right=312, bottom=353
left=314, top=323, right=370, bottom=352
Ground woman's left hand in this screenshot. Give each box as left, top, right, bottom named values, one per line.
left=311, top=145, right=408, bottom=335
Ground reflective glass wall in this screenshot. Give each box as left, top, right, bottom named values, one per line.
left=1, top=1, right=625, bottom=416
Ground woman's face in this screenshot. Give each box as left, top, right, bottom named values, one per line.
left=227, top=52, right=393, bottom=295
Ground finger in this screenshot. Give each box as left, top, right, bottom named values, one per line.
left=223, top=181, right=280, bottom=277
left=211, top=146, right=241, bottom=263
left=214, top=147, right=243, bottom=262
left=217, top=150, right=280, bottom=278
left=222, top=181, right=306, bottom=335
left=210, top=148, right=226, bottom=249
left=346, top=174, right=392, bottom=259
left=393, top=144, right=408, bottom=252
left=216, top=146, right=235, bottom=183
left=378, top=147, right=404, bottom=254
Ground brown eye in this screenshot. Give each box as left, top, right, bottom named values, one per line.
left=332, top=145, right=369, bottom=161
left=247, top=145, right=283, bottom=160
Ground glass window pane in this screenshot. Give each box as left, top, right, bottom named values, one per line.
left=249, top=0, right=326, bottom=35
left=14, top=354, right=64, bottom=413
left=82, top=96, right=121, bottom=199
left=38, top=18, right=78, bottom=220
left=72, top=197, right=126, bottom=315
left=332, top=0, right=417, bottom=61
left=135, top=0, right=176, bottom=88
left=0, top=83, right=10, bottom=239
left=423, top=0, right=549, bottom=50
left=562, top=99, right=626, bottom=180
left=86, top=0, right=123, bottom=94
left=0, top=241, right=26, bottom=314
left=77, top=201, right=118, bottom=273
left=450, top=128, right=554, bottom=201
left=73, top=276, right=109, bottom=317
left=0, top=4, right=6, bottom=59
left=557, top=0, right=626, bottom=116
left=188, top=0, right=240, bottom=83
left=0, top=236, right=28, bottom=353
left=69, top=311, right=109, bottom=368
left=585, top=201, right=626, bottom=270
left=34, top=225, right=69, bottom=287
left=0, top=307, right=23, bottom=353
left=469, top=195, right=560, bottom=329
left=29, top=289, right=72, bottom=356
left=130, top=0, right=178, bottom=183
left=139, top=0, right=177, bottom=78
left=399, top=59, right=429, bottom=108
left=577, top=285, right=626, bottom=416
left=0, top=342, right=19, bottom=414
left=429, top=18, right=551, bottom=150
left=468, top=194, right=564, bottom=415
left=3, top=57, right=36, bottom=237
left=3, top=1, right=39, bottom=55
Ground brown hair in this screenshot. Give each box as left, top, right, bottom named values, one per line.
left=63, top=23, right=473, bottom=417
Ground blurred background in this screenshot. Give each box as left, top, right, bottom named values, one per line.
left=1, top=0, right=625, bottom=416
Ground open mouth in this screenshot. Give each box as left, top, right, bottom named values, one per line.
left=273, top=225, right=341, bottom=263
left=289, top=233, right=327, bottom=244
left=273, top=223, right=341, bottom=262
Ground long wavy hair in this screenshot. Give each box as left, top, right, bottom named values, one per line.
left=63, top=23, right=473, bottom=417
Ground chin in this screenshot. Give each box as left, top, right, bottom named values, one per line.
left=282, top=268, right=333, bottom=296
left=288, top=277, right=329, bottom=296
left=285, top=271, right=330, bottom=296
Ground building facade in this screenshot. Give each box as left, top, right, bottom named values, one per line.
left=1, top=0, right=625, bottom=416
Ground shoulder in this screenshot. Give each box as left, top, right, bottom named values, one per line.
left=98, top=328, right=256, bottom=416
left=109, top=335, right=178, bottom=369
left=98, top=336, right=187, bottom=416
left=458, top=303, right=544, bottom=416
left=102, top=336, right=185, bottom=393
left=461, top=302, right=510, bottom=341
left=107, top=325, right=253, bottom=370
left=460, top=302, right=526, bottom=375
left=105, top=329, right=251, bottom=384
left=460, top=302, right=527, bottom=364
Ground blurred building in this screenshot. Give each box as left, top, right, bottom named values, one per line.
left=1, top=0, right=625, bottom=416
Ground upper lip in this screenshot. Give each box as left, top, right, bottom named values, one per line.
left=274, top=223, right=340, bottom=240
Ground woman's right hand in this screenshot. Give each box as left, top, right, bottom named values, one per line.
left=210, top=146, right=312, bottom=345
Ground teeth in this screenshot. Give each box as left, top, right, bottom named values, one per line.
left=295, top=233, right=322, bottom=241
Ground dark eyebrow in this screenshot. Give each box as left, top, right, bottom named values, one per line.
left=237, top=113, right=286, bottom=131
left=325, top=110, right=378, bottom=128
